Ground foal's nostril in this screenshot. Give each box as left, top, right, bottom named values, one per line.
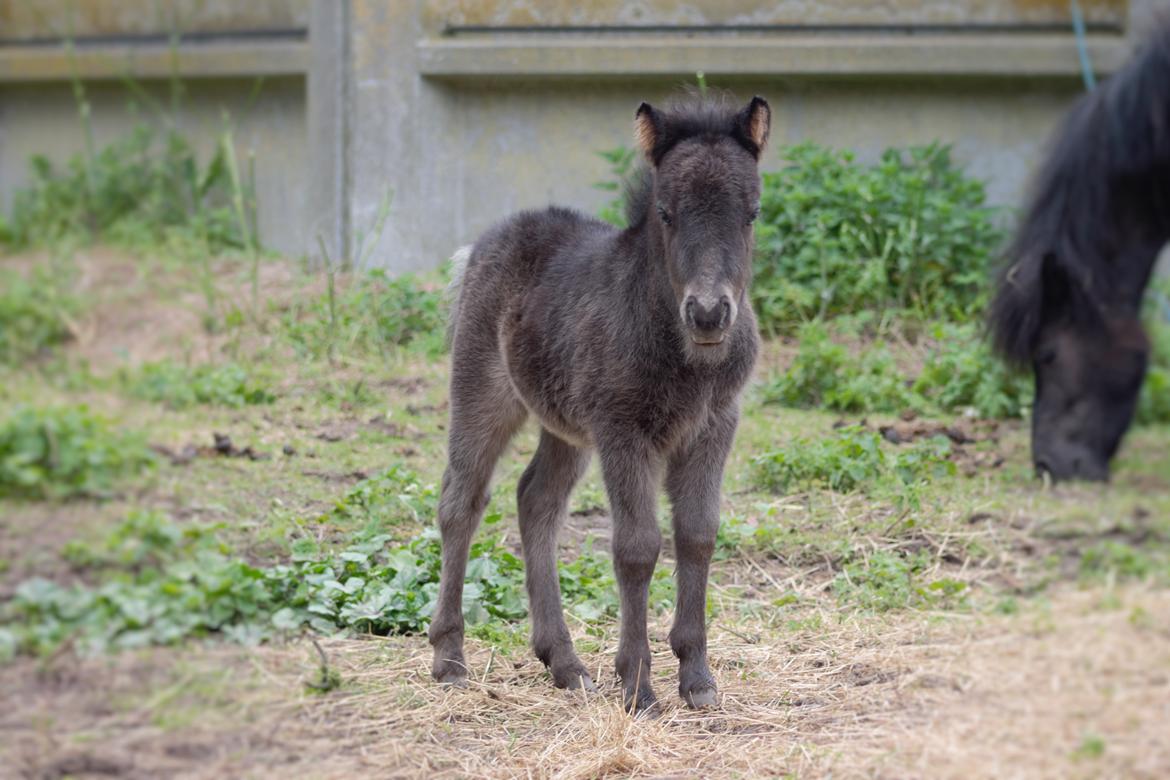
left=718, top=297, right=731, bottom=330
left=688, top=297, right=726, bottom=332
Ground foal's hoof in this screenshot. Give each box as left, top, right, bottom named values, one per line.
left=682, top=686, right=718, bottom=709
left=432, top=657, right=469, bottom=687
left=623, top=687, right=660, bottom=719
left=553, top=667, right=597, bottom=693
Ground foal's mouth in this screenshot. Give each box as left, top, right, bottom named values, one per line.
left=690, top=334, right=726, bottom=346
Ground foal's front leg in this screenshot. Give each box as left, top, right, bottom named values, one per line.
left=599, top=436, right=663, bottom=715
left=665, top=407, right=737, bottom=708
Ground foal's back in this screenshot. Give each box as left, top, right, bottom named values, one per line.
left=452, top=204, right=645, bottom=439
left=454, top=205, right=621, bottom=341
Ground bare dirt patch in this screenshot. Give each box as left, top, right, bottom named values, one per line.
left=5, top=246, right=313, bottom=368
left=0, top=501, right=129, bottom=595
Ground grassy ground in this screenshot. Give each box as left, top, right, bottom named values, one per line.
left=2, top=247, right=1168, bottom=779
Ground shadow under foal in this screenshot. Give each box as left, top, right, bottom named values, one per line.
left=428, top=94, right=771, bottom=714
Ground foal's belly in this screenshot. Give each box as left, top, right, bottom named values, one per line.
left=498, top=330, right=716, bottom=456
left=499, top=322, right=595, bottom=450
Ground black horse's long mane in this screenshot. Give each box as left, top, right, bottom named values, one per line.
left=990, top=19, right=1170, bottom=365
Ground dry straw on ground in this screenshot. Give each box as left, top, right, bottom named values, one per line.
left=4, top=585, right=1168, bottom=779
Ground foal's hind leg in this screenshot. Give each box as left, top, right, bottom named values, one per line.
left=429, top=366, right=526, bottom=685
left=517, top=429, right=594, bottom=691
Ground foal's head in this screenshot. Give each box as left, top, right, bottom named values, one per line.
left=633, top=95, right=771, bottom=362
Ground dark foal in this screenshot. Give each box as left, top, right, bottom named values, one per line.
left=427, top=94, right=770, bottom=714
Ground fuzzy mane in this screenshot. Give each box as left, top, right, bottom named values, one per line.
left=989, top=18, right=1170, bottom=365
left=624, top=167, right=654, bottom=229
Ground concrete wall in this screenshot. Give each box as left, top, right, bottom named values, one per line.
left=445, top=77, right=1079, bottom=236
left=327, top=0, right=1153, bottom=271
left=2, top=0, right=1168, bottom=269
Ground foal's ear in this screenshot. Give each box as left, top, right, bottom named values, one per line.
left=634, top=102, right=664, bottom=161
left=734, top=96, right=772, bottom=159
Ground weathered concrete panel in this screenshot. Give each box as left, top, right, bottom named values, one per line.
left=0, top=39, right=309, bottom=82
left=416, top=33, right=1130, bottom=78
left=342, top=0, right=468, bottom=271
left=314, top=0, right=1152, bottom=272
left=0, top=77, right=308, bottom=255
left=445, top=77, right=1081, bottom=252
left=0, top=1, right=308, bottom=40
left=307, top=0, right=349, bottom=263
left=424, top=0, right=1128, bottom=29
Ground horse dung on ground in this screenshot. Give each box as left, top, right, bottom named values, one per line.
left=427, top=93, right=771, bottom=714
left=989, top=17, right=1170, bottom=481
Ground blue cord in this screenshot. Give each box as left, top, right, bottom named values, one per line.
left=1071, top=0, right=1097, bottom=90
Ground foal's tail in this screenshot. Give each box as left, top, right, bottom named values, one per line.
left=446, top=244, right=474, bottom=348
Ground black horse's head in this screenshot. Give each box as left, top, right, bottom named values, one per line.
left=631, top=94, right=770, bottom=363
left=990, top=18, right=1170, bottom=482
left=992, top=252, right=1151, bottom=482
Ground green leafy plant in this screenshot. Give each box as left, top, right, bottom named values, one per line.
left=762, top=321, right=1032, bottom=419
left=594, top=146, right=638, bottom=228
left=1072, top=735, right=1107, bottom=762
left=2, top=125, right=245, bottom=252
left=714, top=512, right=791, bottom=561
left=326, top=464, right=440, bottom=538
left=750, top=426, right=954, bottom=494
left=591, top=141, right=1003, bottom=333
left=0, top=265, right=79, bottom=366
left=1136, top=309, right=1170, bottom=426
left=913, top=322, right=1032, bottom=419
left=1078, top=541, right=1167, bottom=583
left=752, top=143, right=1003, bottom=332
left=751, top=426, right=888, bottom=493
left=62, top=509, right=224, bottom=570
left=832, top=550, right=967, bottom=612
left=0, top=405, right=155, bottom=499
left=761, top=322, right=916, bottom=414
left=0, top=467, right=672, bottom=658
left=125, top=360, right=276, bottom=409
left=283, top=269, right=447, bottom=359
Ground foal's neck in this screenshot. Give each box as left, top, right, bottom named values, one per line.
left=631, top=216, right=677, bottom=316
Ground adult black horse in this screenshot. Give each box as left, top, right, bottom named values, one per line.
left=990, top=19, right=1170, bottom=481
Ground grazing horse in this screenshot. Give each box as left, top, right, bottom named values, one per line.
left=428, top=94, right=771, bottom=714
left=990, top=19, right=1170, bottom=481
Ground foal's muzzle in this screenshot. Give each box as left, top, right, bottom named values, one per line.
left=682, top=288, right=736, bottom=345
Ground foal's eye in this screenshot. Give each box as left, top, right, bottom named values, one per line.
left=656, top=205, right=673, bottom=226
left=746, top=206, right=760, bottom=226
left=1036, top=348, right=1058, bottom=367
